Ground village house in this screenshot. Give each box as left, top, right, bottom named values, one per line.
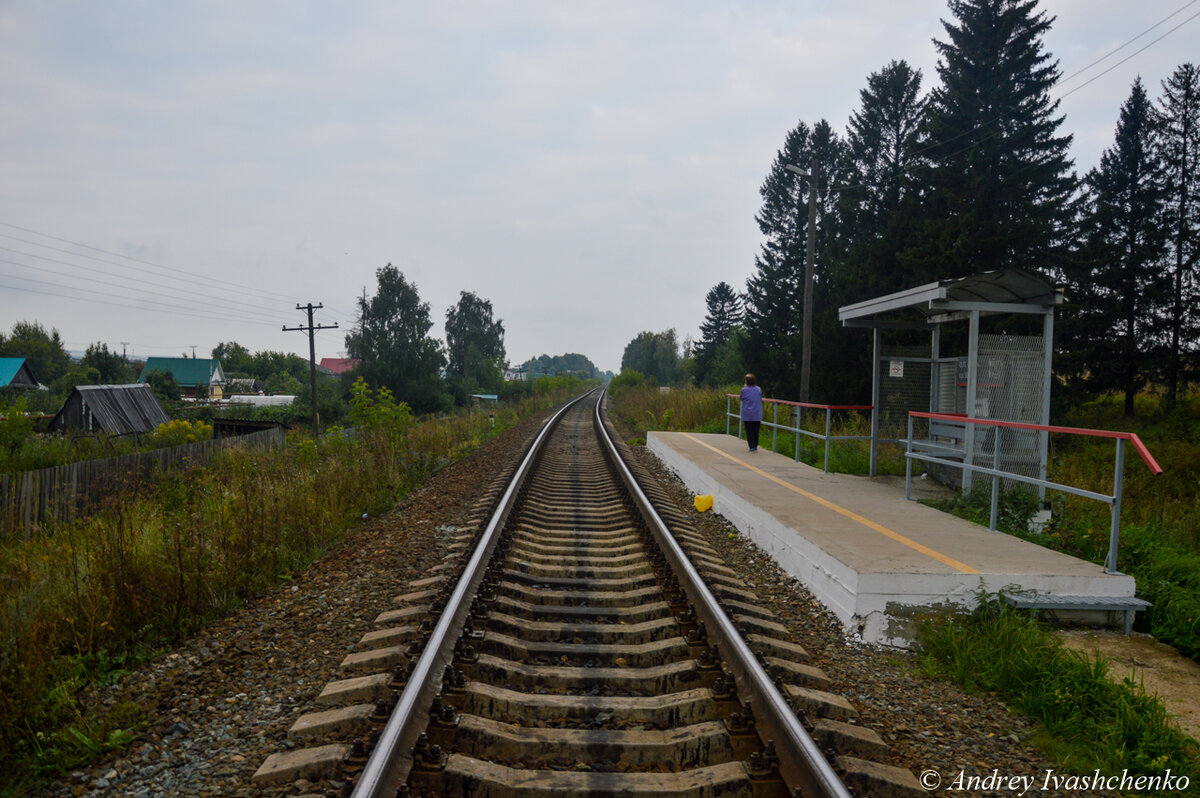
left=137, top=357, right=227, bottom=399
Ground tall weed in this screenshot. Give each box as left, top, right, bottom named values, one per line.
left=0, top=383, right=574, bottom=788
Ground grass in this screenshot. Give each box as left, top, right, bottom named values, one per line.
left=0, top=380, right=585, bottom=794
left=918, top=598, right=1200, bottom=779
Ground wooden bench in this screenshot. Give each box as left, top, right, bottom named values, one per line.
left=1001, top=591, right=1151, bottom=634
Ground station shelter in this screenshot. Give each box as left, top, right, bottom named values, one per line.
left=837, top=268, right=1061, bottom=492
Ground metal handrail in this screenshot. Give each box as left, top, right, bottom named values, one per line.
left=905, top=411, right=1163, bottom=574
left=726, top=394, right=873, bottom=472
left=617, top=392, right=851, bottom=798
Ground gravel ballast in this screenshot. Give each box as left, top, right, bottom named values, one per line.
left=34, top=411, right=1074, bottom=797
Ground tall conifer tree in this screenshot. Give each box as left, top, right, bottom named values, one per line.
left=694, top=282, right=743, bottom=387
left=744, top=120, right=847, bottom=397
left=1070, top=79, right=1169, bottom=417
left=1155, top=63, right=1200, bottom=404
left=906, top=0, right=1076, bottom=281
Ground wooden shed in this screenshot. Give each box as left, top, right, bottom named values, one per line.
left=50, top=383, right=171, bottom=435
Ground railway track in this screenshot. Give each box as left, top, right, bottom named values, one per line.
left=254, top=391, right=920, bottom=796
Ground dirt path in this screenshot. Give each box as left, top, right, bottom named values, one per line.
left=1059, top=629, right=1200, bottom=741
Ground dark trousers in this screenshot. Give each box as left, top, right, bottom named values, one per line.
left=744, top=420, right=761, bottom=450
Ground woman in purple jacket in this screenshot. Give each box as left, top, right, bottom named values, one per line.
left=740, top=373, right=763, bottom=452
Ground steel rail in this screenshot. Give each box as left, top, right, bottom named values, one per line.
left=595, top=389, right=853, bottom=798
left=350, top=391, right=594, bottom=798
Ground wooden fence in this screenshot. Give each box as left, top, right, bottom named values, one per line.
left=0, top=427, right=286, bottom=540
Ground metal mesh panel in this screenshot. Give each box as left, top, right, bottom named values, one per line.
left=935, top=358, right=959, bottom=414
left=970, top=334, right=1045, bottom=482
left=878, top=345, right=930, bottom=437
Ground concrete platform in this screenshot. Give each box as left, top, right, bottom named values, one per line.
left=647, top=431, right=1137, bottom=646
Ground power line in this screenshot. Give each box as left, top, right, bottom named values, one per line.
left=1055, top=0, right=1198, bottom=90
left=0, top=220, right=360, bottom=321
left=0, top=232, right=299, bottom=314
left=0, top=246, right=294, bottom=319
left=1058, top=9, right=1200, bottom=100
left=0, top=220, right=308, bottom=306
left=0, top=272, right=282, bottom=328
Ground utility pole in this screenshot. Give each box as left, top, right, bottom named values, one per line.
left=284, top=303, right=338, bottom=438
left=786, top=162, right=819, bottom=404
left=800, top=161, right=818, bottom=404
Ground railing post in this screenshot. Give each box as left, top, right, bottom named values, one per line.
left=794, top=406, right=801, bottom=462
left=726, top=395, right=731, bottom=436
left=772, top=402, right=778, bottom=453
left=823, top=408, right=832, bottom=474
left=989, top=426, right=1001, bottom=531
left=905, top=414, right=914, bottom=501
left=1106, top=437, right=1127, bottom=574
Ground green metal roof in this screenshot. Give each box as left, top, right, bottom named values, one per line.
left=137, top=357, right=225, bottom=387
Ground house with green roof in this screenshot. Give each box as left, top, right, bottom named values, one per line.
left=0, top=357, right=41, bottom=390
left=137, top=357, right=226, bottom=399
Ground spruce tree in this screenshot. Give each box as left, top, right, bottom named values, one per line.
left=906, top=0, right=1076, bottom=282
left=1072, top=79, right=1169, bottom=417
left=1155, top=63, right=1200, bottom=404
left=841, top=60, right=926, bottom=299
left=744, top=119, right=847, bottom=398
left=694, top=282, right=743, bottom=387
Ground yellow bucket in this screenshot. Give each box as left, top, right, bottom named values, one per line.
left=693, top=494, right=713, bottom=513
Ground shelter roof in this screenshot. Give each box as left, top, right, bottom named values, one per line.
left=53, top=383, right=170, bottom=434
left=838, top=268, right=1062, bottom=329
left=0, top=358, right=40, bottom=388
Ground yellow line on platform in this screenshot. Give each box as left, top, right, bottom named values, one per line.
left=681, top=434, right=980, bottom=575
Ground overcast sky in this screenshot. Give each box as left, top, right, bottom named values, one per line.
left=1, top=1, right=1196, bottom=373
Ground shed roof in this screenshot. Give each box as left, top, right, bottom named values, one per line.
left=52, top=383, right=170, bottom=434
left=0, top=358, right=40, bottom=388
left=138, top=357, right=225, bottom=386
left=838, top=268, right=1062, bottom=328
